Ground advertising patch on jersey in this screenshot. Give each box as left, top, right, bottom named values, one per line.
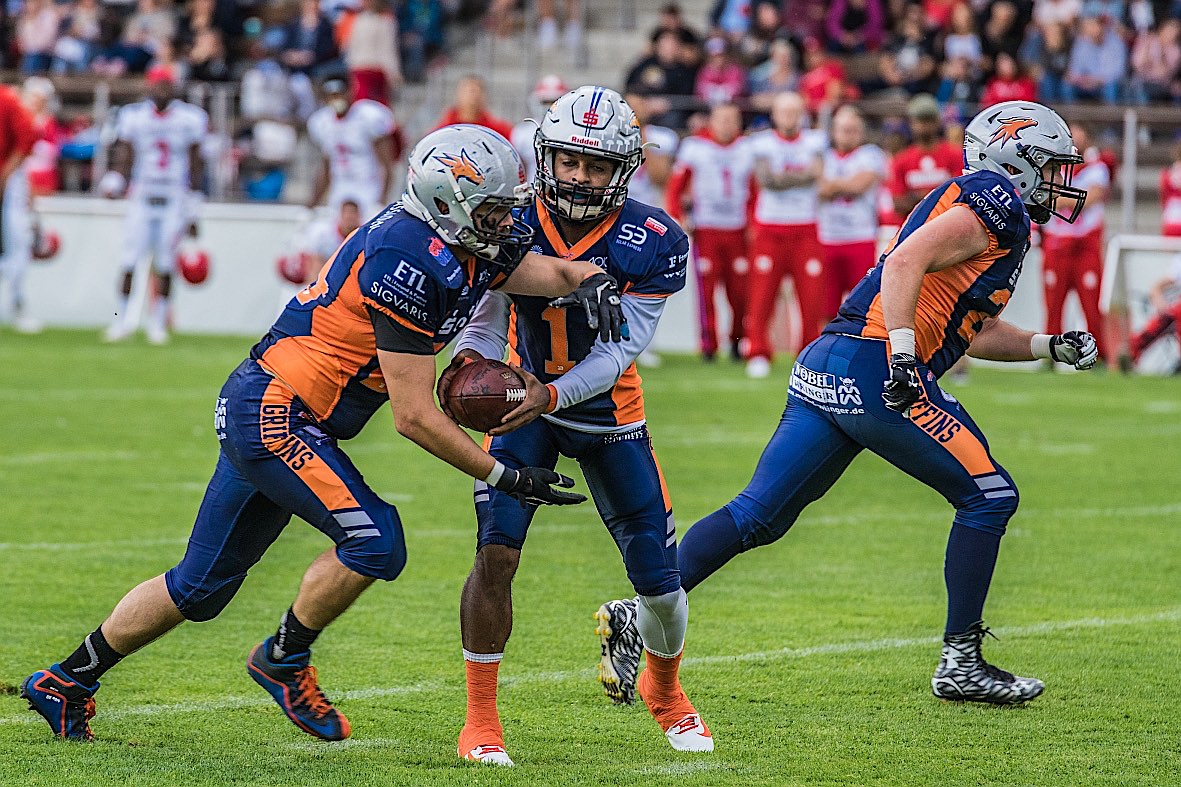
left=644, top=216, right=668, bottom=236
left=964, top=181, right=1016, bottom=233
left=429, top=237, right=446, bottom=258
left=369, top=260, right=432, bottom=323
left=790, top=364, right=865, bottom=415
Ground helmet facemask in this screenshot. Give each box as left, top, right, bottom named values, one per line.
left=535, top=138, right=641, bottom=222
left=1017, top=144, right=1085, bottom=224
left=460, top=187, right=536, bottom=266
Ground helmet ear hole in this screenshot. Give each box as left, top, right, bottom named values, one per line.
left=434, top=197, right=450, bottom=215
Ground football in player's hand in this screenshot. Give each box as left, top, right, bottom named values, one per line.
left=442, top=359, right=527, bottom=432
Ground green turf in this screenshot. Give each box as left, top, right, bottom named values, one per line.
left=1, top=329, right=1178, bottom=786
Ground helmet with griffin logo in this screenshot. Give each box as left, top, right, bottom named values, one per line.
left=963, top=101, right=1085, bottom=224
left=534, top=85, right=644, bottom=221
left=403, top=124, right=534, bottom=262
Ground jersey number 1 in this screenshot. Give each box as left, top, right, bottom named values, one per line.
left=541, top=307, right=573, bottom=375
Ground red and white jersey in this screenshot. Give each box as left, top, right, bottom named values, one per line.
left=668, top=133, right=754, bottom=230
left=1161, top=162, right=1181, bottom=237
left=747, top=128, right=827, bottom=226
left=818, top=143, right=888, bottom=244
left=115, top=99, right=208, bottom=197
left=1044, top=159, right=1109, bottom=238
left=307, top=100, right=396, bottom=202
left=628, top=124, right=680, bottom=208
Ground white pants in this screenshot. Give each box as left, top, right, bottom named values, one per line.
left=121, top=192, right=187, bottom=276
left=328, top=179, right=384, bottom=222
left=0, top=166, right=32, bottom=314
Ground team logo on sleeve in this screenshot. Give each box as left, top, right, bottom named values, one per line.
left=988, top=117, right=1038, bottom=148
left=432, top=150, right=485, bottom=185
left=643, top=216, right=668, bottom=236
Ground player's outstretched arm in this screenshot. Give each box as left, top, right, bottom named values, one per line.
left=502, top=253, right=628, bottom=342
left=379, top=350, right=585, bottom=505
left=970, top=319, right=1098, bottom=370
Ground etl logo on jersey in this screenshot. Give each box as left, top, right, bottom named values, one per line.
left=392, top=260, right=428, bottom=293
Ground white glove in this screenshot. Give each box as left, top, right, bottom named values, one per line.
left=1033, top=331, right=1098, bottom=370
left=98, top=171, right=126, bottom=198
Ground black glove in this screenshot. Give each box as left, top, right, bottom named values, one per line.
left=494, top=466, right=587, bottom=506
left=1049, top=331, right=1098, bottom=370
left=548, top=273, right=629, bottom=343
left=882, top=353, right=922, bottom=417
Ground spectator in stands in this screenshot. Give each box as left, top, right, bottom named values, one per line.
left=748, top=36, right=800, bottom=113
left=1129, top=18, right=1181, bottom=103
left=980, top=0, right=1025, bottom=68
left=98, top=0, right=177, bottom=75
left=1034, top=0, right=1082, bottom=27
left=279, top=0, right=340, bottom=80
left=397, top=0, right=445, bottom=82
left=935, top=52, right=979, bottom=114
left=433, top=75, right=514, bottom=140
left=1022, top=21, right=1073, bottom=101
left=188, top=27, right=231, bottom=81
left=923, top=0, right=959, bottom=32
left=651, top=2, right=701, bottom=51
left=980, top=51, right=1037, bottom=104
left=340, top=0, right=402, bottom=105
left=536, top=0, right=582, bottom=52
left=17, top=0, right=60, bottom=75
left=870, top=4, right=938, bottom=95
left=53, top=0, right=103, bottom=74
left=825, top=0, right=885, bottom=53
left=696, top=36, right=747, bottom=106
left=799, top=35, right=857, bottom=114
left=625, top=29, right=698, bottom=127
left=1063, top=14, right=1127, bottom=102
left=942, top=3, right=982, bottom=73
left=738, top=1, right=788, bottom=66
left=781, top=0, right=829, bottom=43
left=711, top=0, right=753, bottom=40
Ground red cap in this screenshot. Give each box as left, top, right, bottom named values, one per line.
left=145, top=65, right=176, bottom=86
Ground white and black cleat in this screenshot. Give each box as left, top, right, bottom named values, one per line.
left=932, top=621, right=1044, bottom=705
left=594, top=598, right=642, bottom=705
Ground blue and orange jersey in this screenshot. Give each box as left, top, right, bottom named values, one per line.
left=250, top=202, right=509, bottom=439
left=509, top=197, right=689, bottom=429
left=824, top=170, right=1031, bottom=377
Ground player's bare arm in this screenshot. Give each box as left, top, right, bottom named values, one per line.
left=754, top=155, right=821, bottom=190
left=186, top=142, right=204, bottom=236
left=307, top=154, right=331, bottom=208
left=99, top=140, right=133, bottom=198
left=375, top=134, right=395, bottom=203
left=970, top=318, right=1098, bottom=369
left=818, top=168, right=880, bottom=200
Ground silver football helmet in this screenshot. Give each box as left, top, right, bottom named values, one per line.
left=963, top=101, right=1085, bottom=224
left=403, top=124, right=534, bottom=263
left=534, top=86, right=644, bottom=221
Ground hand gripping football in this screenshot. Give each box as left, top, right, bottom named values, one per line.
left=442, top=359, right=527, bottom=432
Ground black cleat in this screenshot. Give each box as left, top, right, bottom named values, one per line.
left=932, top=621, right=1044, bottom=705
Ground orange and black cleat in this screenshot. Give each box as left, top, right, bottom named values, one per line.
left=247, top=639, right=351, bottom=741
left=20, top=665, right=98, bottom=741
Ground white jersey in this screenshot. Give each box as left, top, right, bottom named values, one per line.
left=817, top=143, right=888, bottom=244
left=628, top=124, right=679, bottom=208
left=671, top=133, right=754, bottom=231
left=748, top=128, right=827, bottom=226
left=1043, top=160, right=1109, bottom=238
left=301, top=218, right=347, bottom=260
left=115, top=99, right=208, bottom=198
left=307, top=100, right=396, bottom=212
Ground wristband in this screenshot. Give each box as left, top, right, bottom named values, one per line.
left=483, top=460, right=508, bottom=487
left=887, top=328, right=916, bottom=358
left=544, top=384, right=558, bottom=414
left=1031, top=334, right=1054, bottom=360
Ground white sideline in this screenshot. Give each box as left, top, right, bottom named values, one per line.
left=1, top=608, right=1178, bottom=728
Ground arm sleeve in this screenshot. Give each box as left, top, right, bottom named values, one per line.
left=369, top=306, right=436, bottom=354
left=549, top=294, right=666, bottom=411
left=453, top=290, right=510, bottom=360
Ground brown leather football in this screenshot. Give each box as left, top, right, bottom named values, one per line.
left=443, top=359, right=527, bottom=432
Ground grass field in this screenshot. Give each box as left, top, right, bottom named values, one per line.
left=1, top=329, right=1178, bottom=786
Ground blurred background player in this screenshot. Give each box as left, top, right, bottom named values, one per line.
left=817, top=105, right=887, bottom=322
left=279, top=199, right=364, bottom=286
left=1124, top=253, right=1181, bottom=371
left=510, top=74, right=568, bottom=184
left=452, top=87, right=708, bottom=765
left=1040, top=123, right=1110, bottom=367
left=887, top=94, right=963, bottom=225
left=306, top=78, right=399, bottom=219
left=433, top=75, right=515, bottom=140
left=744, top=91, right=828, bottom=378
left=665, top=101, right=753, bottom=361
left=1161, top=142, right=1181, bottom=238
left=100, top=66, right=208, bottom=345
left=0, top=80, right=38, bottom=333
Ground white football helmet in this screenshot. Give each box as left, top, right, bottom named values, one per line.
left=534, top=85, right=644, bottom=221
left=403, top=124, right=534, bottom=263
left=963, top=101, right=1085, bottom=224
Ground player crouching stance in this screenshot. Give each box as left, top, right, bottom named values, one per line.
left=597, top=101, right=1097, bottom=707
left=20, top=125, right=627, bottom=743
left=449, top=87, right=709, bottom=766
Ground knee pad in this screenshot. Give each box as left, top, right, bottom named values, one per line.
left=334, top=503, right=407, bottom=581
left=164, top=567, right=244, bottom=622
left=956, top=484, right=1019, bottom=537
left=637, top=589, right=688, bottom=658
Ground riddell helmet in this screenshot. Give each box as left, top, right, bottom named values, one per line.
left=963, top=101, right=1085, bottom=224
left=534, top=86, right=644, bottom=221
left=178, top=247, right=210, bottom=284
left=402, top=124, right=534, bottom=264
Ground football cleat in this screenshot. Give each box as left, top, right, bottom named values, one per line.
left=103, top=320, right=135, bottom=343
left=594, top=598, right=642, bottom=705
left=932, top=621, right=1045, bottom=705
left=638, top=668, right=713, bottom=753
left=248, top=639, right=351, bottom=740
left=458, top=728, right=514, bottom=767
left=746, top=356, right=771, bottom=379
left=20, top=665, right=98, bottom=741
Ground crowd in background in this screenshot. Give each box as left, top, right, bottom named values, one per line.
left=625, top=0, right=1181, bottom=132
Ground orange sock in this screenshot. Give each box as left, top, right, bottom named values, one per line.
left=638, top=650, right=698, bottom=731
left=460, top=657, right=503, bottom=749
